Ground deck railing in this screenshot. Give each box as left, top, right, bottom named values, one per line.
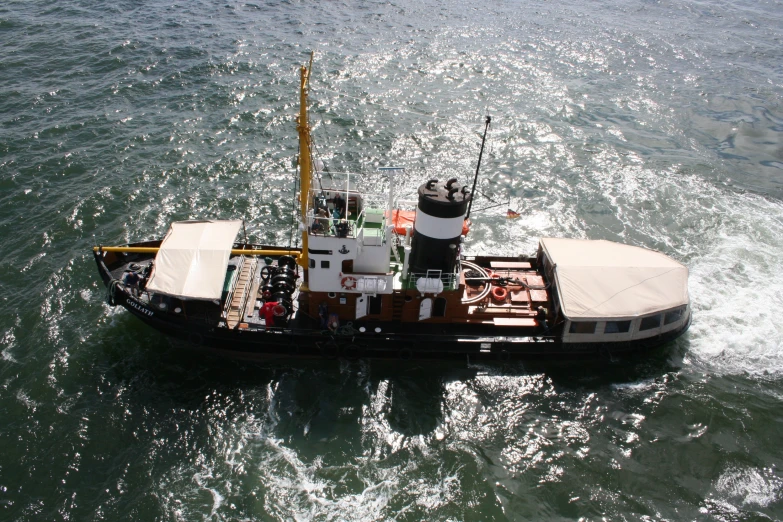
left=235, top=258, right=258, bottom=321
left=406, top=270, right=458, bottom=291
left=222, top=256, right=246, bottom=319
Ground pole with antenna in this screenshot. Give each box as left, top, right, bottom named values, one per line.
left=465, top=115, right=491, bottom=220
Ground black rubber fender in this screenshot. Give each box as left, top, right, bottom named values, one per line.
left=344, top=343, right=363, bottom=360
left=320, top=340, right=339, bottom=359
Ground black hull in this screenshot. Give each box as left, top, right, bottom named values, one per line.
left=94, top=246, right=690, bottom=362
left=109, top=286, right=690, bottom=363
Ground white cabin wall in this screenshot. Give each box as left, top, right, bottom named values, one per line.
left=307, top=235, right=358, bottom=292
left=353, top=244, right=388, bottom=273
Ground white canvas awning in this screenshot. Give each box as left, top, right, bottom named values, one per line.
left=145, top=220, right=242, bottom=300
left=540, top=237, right=689, bottom=320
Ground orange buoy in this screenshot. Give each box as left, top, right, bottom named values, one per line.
left=491, top=286, right=508, bottom=303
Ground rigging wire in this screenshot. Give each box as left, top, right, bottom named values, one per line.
left=307, top=85, right=494, bottom=208
left=312, top=86, right=485, bottom=144
left=277, top=77, right=500, bottom=247
left=287, top=158, right=300, bottom=251
left=313, top=112, right=335, bottom=183
left=310, top=132, right=329, bottom=195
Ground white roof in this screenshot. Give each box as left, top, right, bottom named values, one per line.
left=540, top=237, right=689, bottom=320
left=145, top=220, right=242, bottom=300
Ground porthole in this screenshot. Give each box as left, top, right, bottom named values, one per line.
left=328, top=292, right=337, bottom=299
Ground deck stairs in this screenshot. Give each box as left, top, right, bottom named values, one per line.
left=226, top=256, right=257, bottom=329
left=392, top=293, right=405, bottom=321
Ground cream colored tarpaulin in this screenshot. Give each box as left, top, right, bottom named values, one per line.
left=540, top=237, right=689, bottom=320
left=145, top=220, right=242, bottom=300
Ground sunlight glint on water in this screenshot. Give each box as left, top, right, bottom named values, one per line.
left=1, top=0, right=783, bottom=519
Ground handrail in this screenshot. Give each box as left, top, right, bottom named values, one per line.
left=408, top=270, right=458, bottom=290
left=390, top=229, right=402, bottom=265
left=222, top=256, right=246, bottom=319
left=305, top=210, right=357, bottom=238
left=94, top=246, right=300, bottom=257
left=235, top=258, right=258, bottom=323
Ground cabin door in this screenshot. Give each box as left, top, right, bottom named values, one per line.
left=355, top=295, right=368, bottom=320
left=419, top=298, right=432, bottom=321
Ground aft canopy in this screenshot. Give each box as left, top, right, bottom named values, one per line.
left=145, top=220, right=242, bottom=300
left=540, top=237, right=689, bottom=320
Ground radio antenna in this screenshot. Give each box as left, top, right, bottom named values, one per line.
left=466, top=115, right=491, bottom=219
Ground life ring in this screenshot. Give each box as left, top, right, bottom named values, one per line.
left=491, top=286, right=508, bottom=302
left=341, top=276, right=358, bottom=290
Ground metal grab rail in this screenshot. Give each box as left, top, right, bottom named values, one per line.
left=406, top=270, right=458, bottom=291
left=305, top=208, right=358, bottom=238
left=234, top=258, right=258, bottom=323
left=222, top=256, right=246, bottom=320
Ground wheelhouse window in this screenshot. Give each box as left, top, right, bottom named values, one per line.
left=320, top=260, right=330, bottom=269
left=569, top=321, right=596, bottom=334
left=604, top=320, right=631, bottom=334
left=309, top=259, right=315, bottom=269
left=664, top=307, right=684, bottom=325
left=639, top=315, right=662, bottom=331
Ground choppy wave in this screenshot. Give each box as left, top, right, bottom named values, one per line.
left=2, top=0, right=783, bottom=520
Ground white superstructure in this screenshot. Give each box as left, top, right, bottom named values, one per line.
left=304, top=175, right=397, bottom=295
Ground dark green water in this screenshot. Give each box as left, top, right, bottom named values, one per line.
left=2, top=0, right=783, bottom=520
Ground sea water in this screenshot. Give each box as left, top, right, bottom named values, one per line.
left=1, top=0, right=782, bottom=519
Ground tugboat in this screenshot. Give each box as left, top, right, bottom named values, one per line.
left=93, top=57, right=691, bottom=361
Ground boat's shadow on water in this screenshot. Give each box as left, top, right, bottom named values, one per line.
left=94, top=326, right=691, bottom=443
left=101, top=329, right=691, bottom=393
left=521, top=338, right=691, bottom=390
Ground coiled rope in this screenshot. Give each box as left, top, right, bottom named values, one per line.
left=106, top=279, right=122, bottom=307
